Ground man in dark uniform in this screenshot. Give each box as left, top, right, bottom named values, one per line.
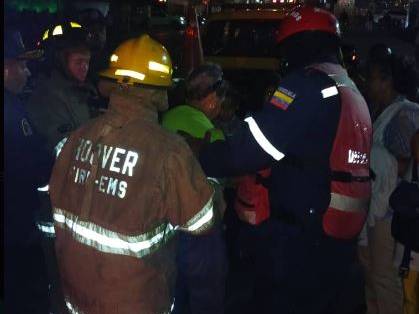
left=198, top=6, right=372, bottom=314
left=4, top=29, right=53, bottom=314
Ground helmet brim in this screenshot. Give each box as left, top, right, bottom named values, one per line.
left=16, top=49, right=44, bottom=60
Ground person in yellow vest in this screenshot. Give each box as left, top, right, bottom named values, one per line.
left=162, top=63, right=228, bottom=314
left=49, top=34, right=216, bottom=314
left=162, top=63, right=227, bottom=142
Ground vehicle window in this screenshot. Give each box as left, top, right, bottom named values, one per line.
left=203, top=19, right=281, bottom=58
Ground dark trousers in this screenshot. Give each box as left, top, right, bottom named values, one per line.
left=241, top=220, right=365, bottom=314
left=4, top=244, right=50, bottom=314
left=173, top=225, right=228, bottom=314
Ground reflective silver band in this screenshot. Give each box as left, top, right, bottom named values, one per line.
left=179, top=194, right=214, bottom=234
left=207, top=177, right=221, bottom=185
left=329, top=192, right=369, bottom=213
left=327, top=73, right=361, bottom=94
left=66, top=297, right=173, bottom=314
left=37, top=184, right=49, bottom=193
left=53, top=208, right=176, bottom=259
left=321, top=86, right=339, bottom=98
left=54, top=137, right=68, bottom=158
left=244, top=117, right=285, bottom=161
left=65, top=298, right=83, bottom=314
left=36, top=222, right=56, bottom=238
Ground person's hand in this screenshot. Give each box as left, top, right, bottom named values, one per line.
left=177, top=130, right=211, bottom=156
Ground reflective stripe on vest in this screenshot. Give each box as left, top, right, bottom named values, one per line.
left=244, top=117, right=285, bottom=161
left=53, top=194, right=214, bottom=258
left=327, top=73, right=359, bottom=92
left=37, top=221, right=56, bottom=237
left=329, top=192, right=369, bottom=213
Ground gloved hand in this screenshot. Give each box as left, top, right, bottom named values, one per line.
left=177, top=130, right=211, bottom=156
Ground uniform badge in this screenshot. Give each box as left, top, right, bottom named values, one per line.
left=21, top=118, right=33, bottom=136
left=269, top=87, right=296, bottom=111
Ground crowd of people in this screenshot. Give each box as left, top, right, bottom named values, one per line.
left=3, top=4, right=419, bottom=314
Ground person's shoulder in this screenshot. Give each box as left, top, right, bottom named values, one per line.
left=165, top=105, right=208, bottom=132
left=166, top=104, right=199, bottom=119
left=269, top=66, right=337, bottom=109
left=154, top=125, right=196, bottom=164
left=392, top=99, right=419, bottom=125
left=140, top=119, right=189, bottom=150
left=395, top=98, right=419, bottom=114
left=281, top=66, right=337, bottom=93
left=162, top=105, right=188, bottom=130
left=163, top=104, right=192, bottom=120
left=29, top=73, right=68, bottom=103
left=4, top=93, right=25, bottom=122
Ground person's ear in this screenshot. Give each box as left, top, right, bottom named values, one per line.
left=382, top=77, right=393, bottom=91
left=4, top=67, right=9, bottom=81
left=203, top=91, right=218, bottom=110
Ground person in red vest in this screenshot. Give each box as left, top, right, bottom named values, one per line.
left=198, top=6, right=372, bottom=313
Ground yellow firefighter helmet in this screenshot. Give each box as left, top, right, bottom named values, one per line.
left=100, top=34, right=173, bottom=87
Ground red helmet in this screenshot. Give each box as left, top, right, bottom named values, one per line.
left=277, top=6, right=340, bottom=44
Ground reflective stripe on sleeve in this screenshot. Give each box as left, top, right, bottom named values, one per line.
left=179, top=194, right=214, bottom=234
left=37, top=184, right=49, bottom=193
left=36, top=222, right=56, bottom=237
left=53, top=208, right=176, bottom=259
left=207, top=177, right=221, bottom=185
left=244, top=117, right=285, bottom=161
left=54, top=137, right=68, bottom=158
left=329, top=192, right=369, bottom=213
left=65, top=298, right=83, bottom=314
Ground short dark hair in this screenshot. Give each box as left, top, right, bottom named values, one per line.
left=367, top=45, right=417, bottom=97
left=186, top=63, right=228, bottom=101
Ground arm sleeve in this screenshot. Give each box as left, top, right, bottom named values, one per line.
left=199, top=124, right=272, bottom=177
left=48, top=132, right=78, bottom=207
left=163, top=141, right=215, bottom=234
left=199, top=68, right=340, bottom=177
left=27, top=90, right=74, bottom=154
left=4, top=104, right=54, bottom=188
left=384, top=105, right=419, bottom=158
left=369, top=145, right=398, bottom=220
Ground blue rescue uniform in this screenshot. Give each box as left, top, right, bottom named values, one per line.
left=200, top=64, right=364, bottom=314
left=4, top=90, right=53, bottom=314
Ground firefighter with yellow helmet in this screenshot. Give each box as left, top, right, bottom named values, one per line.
left=49, top=34, right=216, bottom=313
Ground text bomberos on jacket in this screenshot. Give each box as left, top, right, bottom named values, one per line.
left=72, top=138, right=139, bottom=199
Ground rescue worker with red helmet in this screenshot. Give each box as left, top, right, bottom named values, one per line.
left=49, top=34, right=216, bottom=314
left=198, top=6, right=372, bottom=313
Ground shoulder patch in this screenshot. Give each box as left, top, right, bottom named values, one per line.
left=269, top=86, right=296, bottom=110
left=21, top=118, right=33, bottom=136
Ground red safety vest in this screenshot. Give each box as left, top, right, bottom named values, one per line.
left=311, top=63, right=372, bottom=240
left=234, top=168, right=271, bottom=225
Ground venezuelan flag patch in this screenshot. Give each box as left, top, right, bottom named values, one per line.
left=269, top=87, right=296, bottom=110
